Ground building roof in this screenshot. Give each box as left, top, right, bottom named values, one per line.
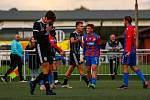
left=0, top=10, right=150, bottom=21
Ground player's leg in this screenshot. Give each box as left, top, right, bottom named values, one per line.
left=85, top=56, right=92, bottom=84
left=130, top=53, right=148, bottom=88
left=30, top=44, right=55, bottom=95
left=1, top=54, right=17, bottom=82
left=118, top=53, right=128, bottom=89
left=109, top=58, right=114, bottom=80
left=53, top=60, right=60, bottom=84
left=74, top=53, right=89, bottom=86
left=46, top=61, right=56, bottom=95
left=88, top=57, right=99, bottom=89
left=17, top=55, right=23, bottom=81
left=131, top=66, right=148, bottom=88
left=63, top=65, right=75, bottom=85
left=114, top=57, right=119, bottom=75
left=62, top=52, right=76, bottom=87
left=118, top=64, right=129, bottom=89
left=86, top=65, right=92, bottom=83
left=77, top=64, right=89, bottom=86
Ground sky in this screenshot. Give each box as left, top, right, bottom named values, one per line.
left=0, top=0, right=150, bottom=10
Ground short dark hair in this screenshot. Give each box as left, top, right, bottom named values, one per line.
left=76, top=21, right=83, bottom=27
left=86, top=24, right=94, bottom=29
left=110, top=33, right=115, bottom=36
left=124, top=16, right=132, bottom=24
left=45, top=10, right=56, bottom=21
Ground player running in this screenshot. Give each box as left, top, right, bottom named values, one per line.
left=118, top=16, right=148, bottom=89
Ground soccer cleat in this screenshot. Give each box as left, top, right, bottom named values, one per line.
left=54, top=81, right=62, bottom=85
left=117, top=85, right=128, bottom=89
left=88, top=83, right=96, bottom=89
left=143, top=81, right=148, bottom=89
left=46, top=90, right=56, bottom=95
left=1, top=77, right=8, bottom=82
left=29, top=81, right=35, bottom=95
left=61, top=84, right=72, bottom=88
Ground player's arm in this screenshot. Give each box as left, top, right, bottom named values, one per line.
left=125, top=27, right=132, bottom=56
left=70, top=33, right=80, bottom=43
left=96, top=35, right=101, bottom=49
left=82, top=35, right=86, bottom=57
left=116, top=42, right=123, bottom=50
left=49, top=34, right=64, bottom=55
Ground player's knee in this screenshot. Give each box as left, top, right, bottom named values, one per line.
left=86, top=66, right=91, bottom=71
left=53, top=65, right=57, bottom=71
left=91, top=66, right=96, bottom=71
left=53, top=61, right=57, bottom=65
left=42, top=69, right=49, bottom=74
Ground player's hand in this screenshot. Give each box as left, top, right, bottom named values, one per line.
left=126, top=52, right=130, bottom=57
left=60, top=50, right=65, bottom=56
left=46, top=27, right=51, bottom=32
left=112, top=47, right=116, bottom=51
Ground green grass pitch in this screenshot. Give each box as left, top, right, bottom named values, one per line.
left=0, top=80, right=150, bottom=100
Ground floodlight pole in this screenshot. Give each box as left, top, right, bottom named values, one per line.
left=135, top=0, right=139, bottom=48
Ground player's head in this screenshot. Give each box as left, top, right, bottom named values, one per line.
left=14, top=34, right=20, bottom=41
left=110, top=33, right=116, bottom=42
left=123, top=16, right=132, bottom=26
left=30, top=36, right=36, bottom=44
left=75, top=21, right=84, bottom=33
left=43, top=10, right=56, bottom=24
left=86, top=24, right=94, bottom=34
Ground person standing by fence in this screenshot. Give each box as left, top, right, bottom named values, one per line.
left=25, top=37, right=39, bottom=81
left=1, top=34, right=24, bottom=82
left=105, top=33, right=122, bottom=80
left=118, top=16, right=148, bottom=89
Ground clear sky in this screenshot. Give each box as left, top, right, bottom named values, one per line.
left=0, top=0, right=149, bottom=10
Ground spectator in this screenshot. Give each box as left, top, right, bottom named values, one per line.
left=105, top=33, right=122, bottom=80
left=25, top=37, right=39, bottom=81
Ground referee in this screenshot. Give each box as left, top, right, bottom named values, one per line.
left=1, top=34, right=23, bottom=82
left=29, top=10, right=56, bottom=95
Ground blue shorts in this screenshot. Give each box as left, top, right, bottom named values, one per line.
left=121, top=52, right=136, bottom=66
left=84, top=56, right=99, bottom=66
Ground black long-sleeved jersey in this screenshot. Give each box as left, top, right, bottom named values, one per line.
left=33, top=19, right=49, bottom=44
left=70, top=31, right=82, bottom=54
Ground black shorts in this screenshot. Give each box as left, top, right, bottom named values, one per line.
left=36, top=44, right=53, bottom=64
left=69, top=52, right=81, bottom=66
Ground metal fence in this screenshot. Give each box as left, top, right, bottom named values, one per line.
left=0, top=49, right=150, bottom=80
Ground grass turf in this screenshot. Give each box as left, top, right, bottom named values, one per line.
left=0, top=80, right=150, bottom=100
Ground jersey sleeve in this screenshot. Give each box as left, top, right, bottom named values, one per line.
left=33, top=22, right=40, bottom=41
left=69, top=33, right=75, bottom=39
left=33, top=22, right=46, bottom=41
left=49, top=34, right=62, bottom=53
left=82, top=34, right=87, bottom=56
left=96, top=35, right=101, bottom=48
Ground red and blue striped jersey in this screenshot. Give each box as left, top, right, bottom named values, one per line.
left=83, top=33, right=101, bottom=57
left=124, top=25, right=136, bottom=53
